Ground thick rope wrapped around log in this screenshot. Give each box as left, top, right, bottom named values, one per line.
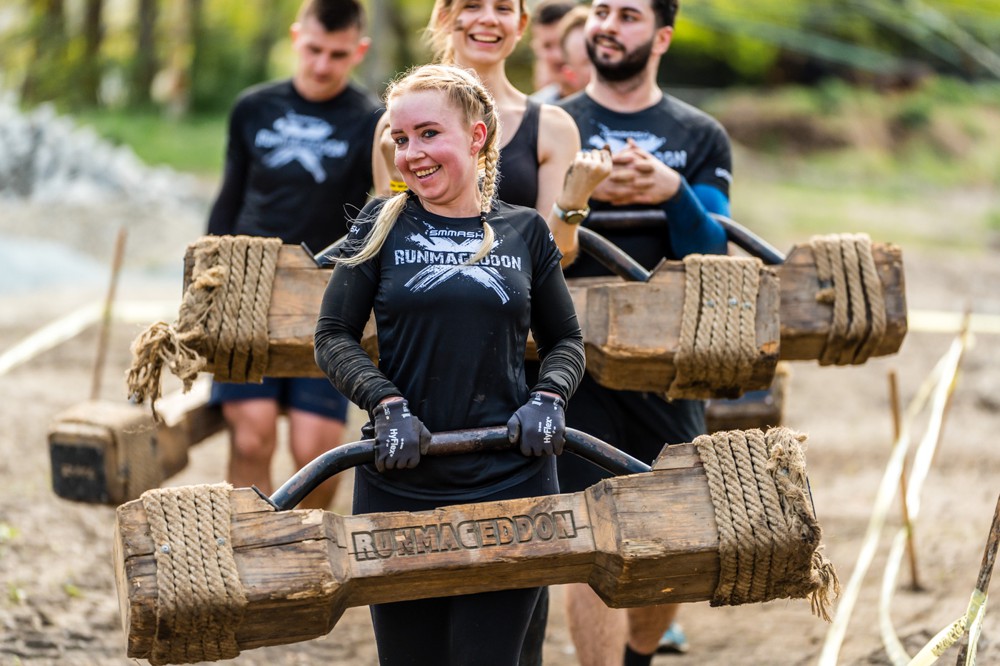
left=809, top=233, right=887, bottom=365
left=126, top=236, right=281, bottom=415
left=693, top=427, right=840, bottom=619
left=140, top=483, right=247, bottom=665
left=669, top=254, right=764, bottom=398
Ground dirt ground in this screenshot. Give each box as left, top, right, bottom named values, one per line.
left=1, top=196, right=998, bottom=665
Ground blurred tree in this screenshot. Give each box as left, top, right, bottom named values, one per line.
left=158, top=0, right=202, bottom=117
left=248, top=0, right=284, bottom=87
left=80, top=0, right=104, bottom=105
left=671, top=0, right=1000, bottom=86
left=129, top=0, right=159, bottom=108
left=361, top=0, right=430, bottom=93
left=3, top=0, right=996, bottom=115
left=20, top=0, right=69, bottom=104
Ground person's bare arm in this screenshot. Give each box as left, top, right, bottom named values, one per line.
left=536, top=105, right=610, bottom=266
left=371, top=114, right=400, bottom=198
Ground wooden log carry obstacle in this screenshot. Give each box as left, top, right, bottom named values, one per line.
left=49, top=377, right=223, bottom=504
left=114, top=426, right=839, bottom=664
left=125, top=224, right=904, bottom=407
left=50, top=362, right=789, bottom=507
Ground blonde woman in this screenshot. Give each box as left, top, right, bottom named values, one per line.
left=315, top=64, right=586, bottom=665
left=375, top=0, right=611, bottom=266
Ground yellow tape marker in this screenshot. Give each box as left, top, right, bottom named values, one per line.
left=906, top=589, right=987, bottom=665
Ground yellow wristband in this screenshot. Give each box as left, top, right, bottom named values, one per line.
left=389, top=180, right=408, bottom=193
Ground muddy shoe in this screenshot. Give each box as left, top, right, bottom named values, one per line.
left=656, top=622, right=689, bottom=654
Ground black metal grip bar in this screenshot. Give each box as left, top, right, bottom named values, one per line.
left=266, top=426, right=650, bottom=511
left=577, top=226, right=651, bottom=282
left=709, top=213, right=786, bottom=266
left=585, top=210, right=786, bottom=266
left=304, top=235, right=348, bottom=268
left=305, top=211, right=784, bottom=270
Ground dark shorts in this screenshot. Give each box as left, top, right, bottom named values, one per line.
left=209, top=377, right=349, bottom=422
left=559, top=372, right=706, bottom=493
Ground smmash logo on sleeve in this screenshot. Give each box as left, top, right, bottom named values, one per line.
left=254, top=111, right=349, bottom=183
left=394, top=222, right=523, bottom=304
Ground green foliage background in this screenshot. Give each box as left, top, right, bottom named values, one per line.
left=2, top=0, right=999, bottom=115
left=2, top=0, right=998, bottom=254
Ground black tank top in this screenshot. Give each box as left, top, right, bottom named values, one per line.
left=496, top=99, right=541, bottom=209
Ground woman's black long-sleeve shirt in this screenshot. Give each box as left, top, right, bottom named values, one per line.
left=315, top=197, right=585, bottom=500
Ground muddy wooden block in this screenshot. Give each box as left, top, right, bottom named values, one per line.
left=569, top=263, right=781, bottom=396
left=177, top=240, right=905, bottom=395
left=48, top=378, right=223, bottom=504
left=114, top=431, right=836, bottom=663
left=776, top=242, right=907, bottom=361
left=706, top=362, right=790, bottom=432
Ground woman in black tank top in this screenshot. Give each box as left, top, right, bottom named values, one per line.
left=373, top=0, right=611, bottom=266
left=496, top=98, right=541, bottom=207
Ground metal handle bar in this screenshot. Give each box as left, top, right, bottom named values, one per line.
left=266, top=426, right=650, bottom=511
left=304, top=211, right=784, bottom=272
left=584, top=210, right=786, bottom=266
left=303, top=235, right=348, bottom=268
left=710, top=213, right=786, bottom=266
left=577, top=226, right=651, bottom=282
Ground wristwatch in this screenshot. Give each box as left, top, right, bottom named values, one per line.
left=552, top=202, right=590, bottom=226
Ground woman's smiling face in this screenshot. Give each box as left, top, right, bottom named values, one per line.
left=390, top=89, right=487, bottom=217
left=448, top=0, right=528, bottom=68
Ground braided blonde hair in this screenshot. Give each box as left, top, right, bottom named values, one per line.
left=341, top=64, right=502, bottom=266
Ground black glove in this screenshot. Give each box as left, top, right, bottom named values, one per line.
left=372, top=399, right=431, bottom=472
left=507, top=392, right=566, bottom=457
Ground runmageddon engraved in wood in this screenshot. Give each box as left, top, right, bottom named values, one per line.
left=351, top=510, right=580, bottom=561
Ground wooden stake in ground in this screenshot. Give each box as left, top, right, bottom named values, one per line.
left=888, top=369, right=921, bottom=591
left=91, top=226, right=128, bottom=400
left=955, top=492, right=1000, bottom=665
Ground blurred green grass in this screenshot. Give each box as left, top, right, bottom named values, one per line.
left=708, top=80, right=1000, bottom=253
left=76, top=110, right=227, bottom=176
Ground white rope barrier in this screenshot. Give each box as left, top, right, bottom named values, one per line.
left=878, top=328, right=971, bottom=664
left=908, top=310, right=1000, bottom=335
left=0, top=300, right=178, bottom=378
left=818, top=331, right=970, bottom=666
left=907, top=491, right=999, bottom=665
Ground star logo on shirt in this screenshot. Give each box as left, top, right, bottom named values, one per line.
left=403, top=233, right=510, bottom=303
left=254, top=111, right=349, bottom=183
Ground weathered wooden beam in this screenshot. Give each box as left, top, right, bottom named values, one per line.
left=180, top=241, right=905, bottom=394
left=114, top=438, right=827, bottom=661
left=65, top=357, right=783, bottom=508
left=48, top=377, right=223, bottom=504
left=705, top=362, right=789, bottom=433
left=776, top=242, right=907, bottom=360
left=567, top=264, right=780, bottom=394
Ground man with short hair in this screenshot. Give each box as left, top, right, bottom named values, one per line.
left=206, top=0, right=382, bottom=510
left=552, top=0, right=732, bottom=663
